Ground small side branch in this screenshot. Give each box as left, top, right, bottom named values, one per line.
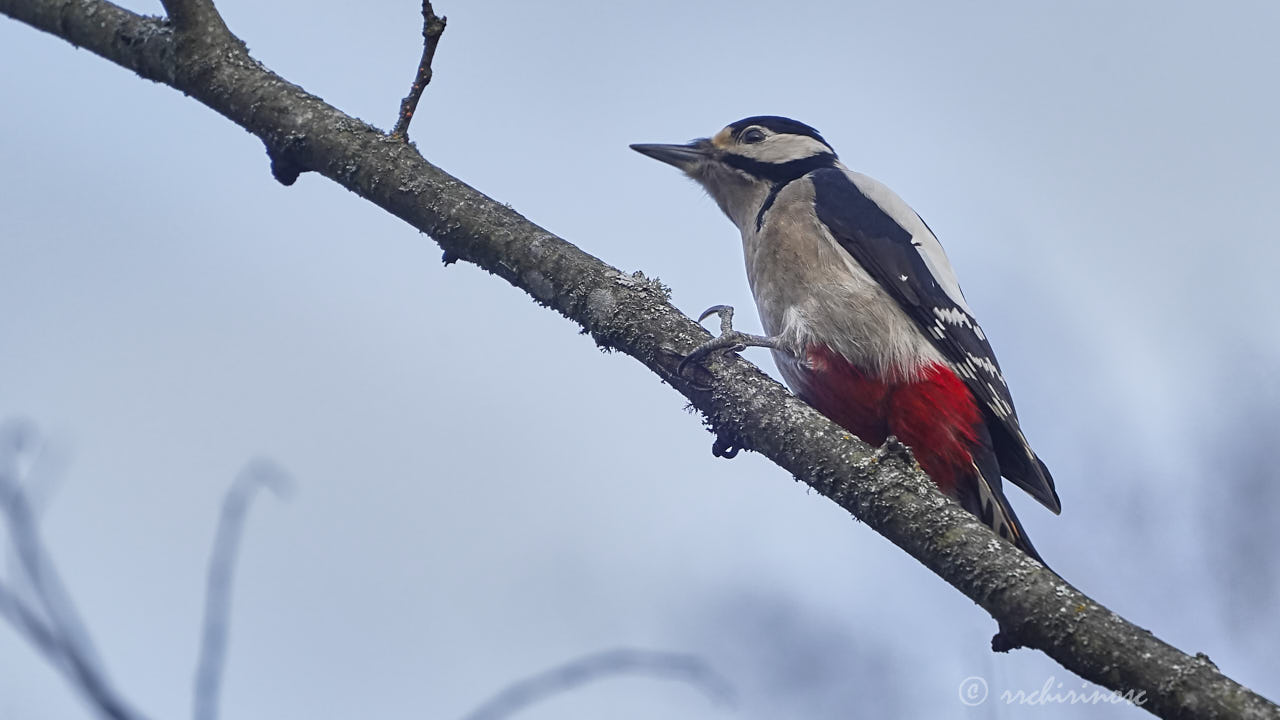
left=459, top=648, right=735, bottom=720
left=390, top=0, right=447, bottom=141
left=193, top=461, right=290, bottom=720
left=159, top=0, right=231, bottom=37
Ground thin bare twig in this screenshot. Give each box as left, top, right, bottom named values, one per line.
left=0, top=424, right=289, bottom=720
left=0, top=586, right=140, bottom=720
left=459, top=648, right=735, bottom=720
left=0, top=428, right=103, bottom=673
left=390, top=0, right=447, bottom=141
left=193, top=460, right=290, bottom=720
left=159, top=0, right=230, bottom=36
left=0, top=579, right=63, bottom=671
left=0, top=425, right=148, bottom=720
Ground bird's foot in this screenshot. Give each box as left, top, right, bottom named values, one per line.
left=678, top=305, right=781, bottom=379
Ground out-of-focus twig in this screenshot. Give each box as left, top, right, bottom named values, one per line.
left=0, top=423, right=148, bottom=720
left=0, top=579, right=62, bottom=671
left=459, top=648, right=735, bottom=720
left=0, top=421, right=290, bottom=720
left=193, top=460, right=290, bottom=720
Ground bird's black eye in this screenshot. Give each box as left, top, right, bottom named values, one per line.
left=741, top=128, right=767, bottom=144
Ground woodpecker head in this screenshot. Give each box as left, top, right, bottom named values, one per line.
left=631, top=116, right=839, bottom=229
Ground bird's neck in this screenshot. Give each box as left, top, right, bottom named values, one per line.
left=697, top=167, right=775, bottom=234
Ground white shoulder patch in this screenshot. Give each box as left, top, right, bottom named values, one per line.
left=842, top=168, right=973, bottom=315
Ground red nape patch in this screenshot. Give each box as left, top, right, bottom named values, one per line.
left=794, top=348, right=982, bottom=497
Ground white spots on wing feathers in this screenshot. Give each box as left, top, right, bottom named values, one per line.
left=931, top=305, right=994, bottom=351
left=927, top=296, right=1016, bottom=421
left=987, top=383, right=1014, bottom=418
left=933, top=305, right=973, bottom=330
left=932, top=306, right=1009, bottom=415
left=950, top=351, right=1010, bottom=417
left=968, top=353, right=1005, bottom=384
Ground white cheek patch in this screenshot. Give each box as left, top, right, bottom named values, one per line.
left=748, top=134, right=830, bottom=163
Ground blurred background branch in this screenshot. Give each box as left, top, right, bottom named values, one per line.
left=193, top=461, right=291, bottom=720
left=0, top=422, right=733, bottom=720
left=460, top=648, right=734, bottom=720
left=0, top=421, right=150, bottom=720
left=0, top=423, right=288, bottom=720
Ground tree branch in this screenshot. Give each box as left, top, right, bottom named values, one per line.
left=158, top=0, right=229, bottom=36
left=0, top=1, right=1275, bottom=717
left=390, top=0, right=446, bottom=141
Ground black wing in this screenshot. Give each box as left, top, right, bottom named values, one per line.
left=809, top=167, right=1060, bottom=513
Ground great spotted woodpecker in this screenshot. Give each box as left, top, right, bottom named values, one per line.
left=632, top=116, right=1060, bottom=562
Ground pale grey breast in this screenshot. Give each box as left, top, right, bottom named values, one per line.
left=739, top=175, right=946, bottom=382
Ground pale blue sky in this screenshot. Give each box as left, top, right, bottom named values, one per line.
left=2, top=1, right=1277, bottom=718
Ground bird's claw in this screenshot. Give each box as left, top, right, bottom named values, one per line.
left=679, top=305, right=740, bottom=379
left=678, top=304, right=780, bottom=383
left=697, top=304, right=735, bottom=328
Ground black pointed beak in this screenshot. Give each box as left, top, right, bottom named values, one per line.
left=629, top=140, right=708, bottom=170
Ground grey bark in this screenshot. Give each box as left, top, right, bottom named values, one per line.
left=0, top=1, right=1275, bottom=718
